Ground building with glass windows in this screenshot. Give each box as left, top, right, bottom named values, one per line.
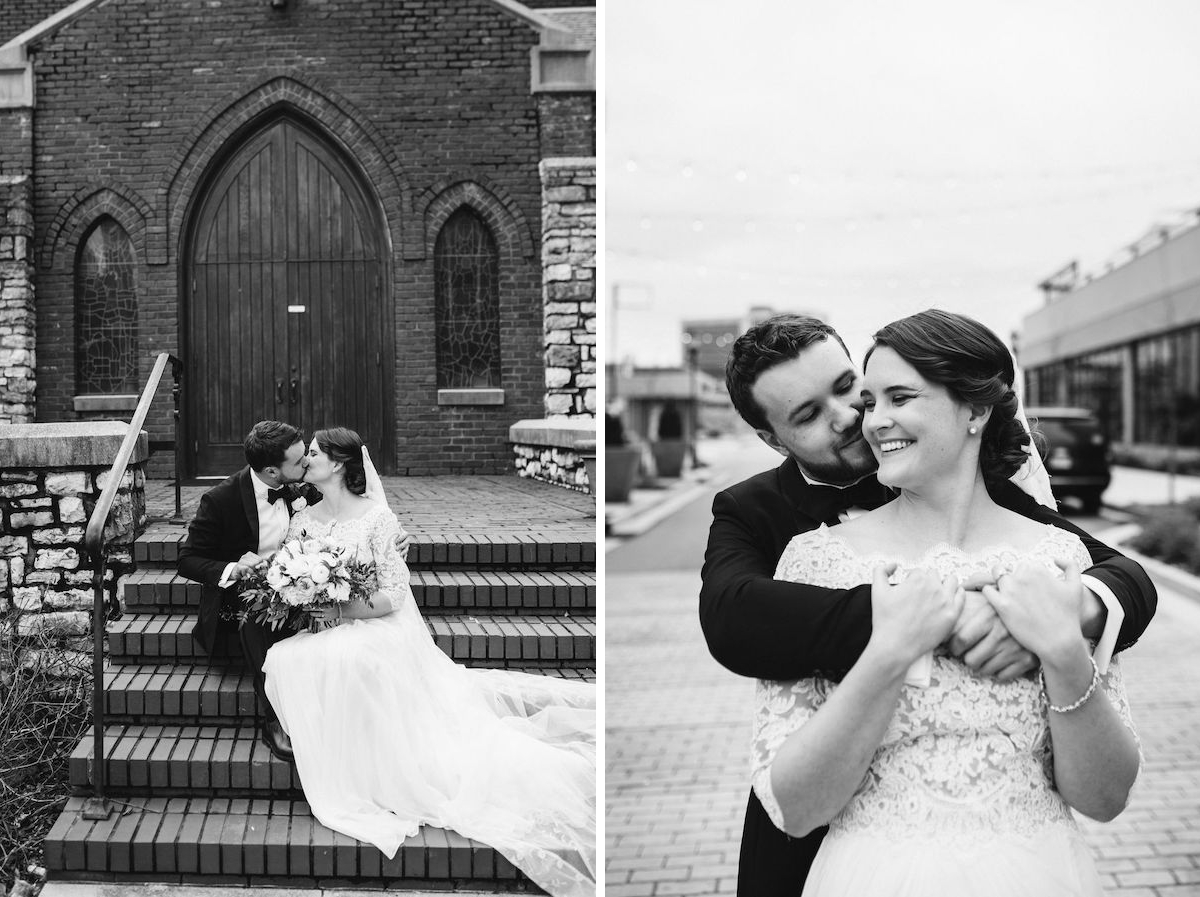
left=1019, top=219, right=1200, bottom=454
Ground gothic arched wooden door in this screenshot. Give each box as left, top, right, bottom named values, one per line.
left=185, top=116, right=392, bottom=476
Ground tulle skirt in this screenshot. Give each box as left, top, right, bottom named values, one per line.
left=264, top=601, right=596, bottom=897
left=802, top=825, right=1103, bottom=897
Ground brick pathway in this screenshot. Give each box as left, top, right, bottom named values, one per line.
left=605, top=567, right=1200, bottom=896
left=146, top=475, right=596, bottom=539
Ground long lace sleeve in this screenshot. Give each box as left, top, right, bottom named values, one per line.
left=751, top=527, right=841, bottom=832
left=366, top=508, right=412, bottom=612
left=751, top=677, right=833, bottom=832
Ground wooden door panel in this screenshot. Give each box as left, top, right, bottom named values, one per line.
left=187, top=117, right=390, bottom=476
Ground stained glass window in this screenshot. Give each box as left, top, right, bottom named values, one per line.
left=75, top=219, right=138, bottom=394
left=434, top=208, right=501, bottom=389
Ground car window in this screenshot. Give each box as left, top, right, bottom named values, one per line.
left=1034, top=418, right=1101, bottom=448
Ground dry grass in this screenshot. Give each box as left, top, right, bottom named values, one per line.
left=0, top=632, right=91, bottom=895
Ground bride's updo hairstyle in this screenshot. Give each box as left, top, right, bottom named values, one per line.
left=314, top=427, right=367, bottom=496
left=865, top=309, right=1030, bottom=486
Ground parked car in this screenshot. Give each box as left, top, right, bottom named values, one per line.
left=1025, top=406, right=1113, bottom=513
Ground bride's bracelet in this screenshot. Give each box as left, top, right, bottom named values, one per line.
left=1041, top=654, right=1100, bottom=714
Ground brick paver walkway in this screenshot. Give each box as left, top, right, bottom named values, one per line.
left=145, top=475, right=596, bottom=539
left=606, top=566, right=1200, bottom=896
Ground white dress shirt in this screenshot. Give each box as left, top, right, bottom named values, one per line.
left=218, top=470, right=291, bottom=588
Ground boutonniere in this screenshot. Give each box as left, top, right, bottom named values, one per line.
left=291, top=495, right=308, bottom=511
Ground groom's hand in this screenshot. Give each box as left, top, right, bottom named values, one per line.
left=232, top=551, right=264, bottom=580
left=946, top=584, right=1037, bottom=682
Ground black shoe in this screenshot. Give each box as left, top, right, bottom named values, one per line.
left=261, top=720, right=294, bottom=761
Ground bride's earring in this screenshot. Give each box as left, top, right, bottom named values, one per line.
left=968, top=425, right=978, bottom=435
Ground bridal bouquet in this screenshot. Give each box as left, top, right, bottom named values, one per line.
left=238, top=537, right=377, bottom=633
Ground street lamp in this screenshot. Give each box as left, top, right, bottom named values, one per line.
left=608, top=282, right=652, bottom=400
left=687, top=345, right=701, bottom=468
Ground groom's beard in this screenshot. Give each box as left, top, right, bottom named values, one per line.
left=795, top=432, right=878, bottom=486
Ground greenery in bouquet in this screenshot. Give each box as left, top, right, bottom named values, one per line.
left=239, top=537, right=377, bottom=632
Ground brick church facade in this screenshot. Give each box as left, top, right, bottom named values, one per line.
left=0, top=0, right=595, bottom=477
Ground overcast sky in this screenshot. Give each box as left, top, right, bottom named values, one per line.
left=603, top=0, right=1200, bottom=368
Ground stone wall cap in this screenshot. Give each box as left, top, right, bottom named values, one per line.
left=0, top=422, right=149, bottom=468
left=540, top=157, right=597, bottom=169
left=509, top=417, right=596, bottom=448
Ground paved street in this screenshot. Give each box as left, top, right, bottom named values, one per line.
left=606, top=435, right=1200, bottom=896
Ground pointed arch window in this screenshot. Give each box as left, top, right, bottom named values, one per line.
left=75, top=218, right=139, bottom=394
left=435, top=208, right=501, bottom=390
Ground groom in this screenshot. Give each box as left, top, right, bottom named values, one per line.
left=178, top=419, right=319, bottom=761
left=700, top=314, right=1158, bottom=896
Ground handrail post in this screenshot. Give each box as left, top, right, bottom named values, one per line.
left=81, top=351, right=178, bottom=821
left=81, top=551, right=111, bottom=820
left=170, top=355, right=184, bottom=524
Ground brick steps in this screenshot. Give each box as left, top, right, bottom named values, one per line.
left=53, top=502, right=596, bottom=892
left=44, top=795, right=528, bottom=887
left=121, top=568, right=596, bottom=614
left=70, top=725, right=303, bottom=796
left=135, top=525, right=596, bottom=572
left=108, top=613, right=596, bottom=667
left=104, top=663, right=595, bottom=724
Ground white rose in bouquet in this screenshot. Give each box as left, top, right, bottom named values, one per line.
left=265, top=564, right=289, bottom=592
left=293, top=576, right=318, bottom=603
left=328, top=579, right=352, bottom=604
left=281, top=552, right=312, bottom=580
left=310, top=562, right=331, bottom=585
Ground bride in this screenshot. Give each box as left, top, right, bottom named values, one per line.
left=753, top=311, right=1140, bottom=896
left=262, top=427, right=596, bottom=896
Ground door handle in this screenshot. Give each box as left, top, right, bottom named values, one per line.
left=290, top=376, right=299, bottom=406
left=276, top=380, right=284, bottom=404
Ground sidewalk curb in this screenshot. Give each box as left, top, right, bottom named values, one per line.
left=605, top=477, right=713, bottom=539
left=1096, top=522, right=1200, bottom=604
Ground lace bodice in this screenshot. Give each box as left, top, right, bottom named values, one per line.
left=752, top=524, right=1137, bottom=844
left=287, top=504, right=411, bottom=612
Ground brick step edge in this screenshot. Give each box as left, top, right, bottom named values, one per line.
left=44, top=795, right=527, bottom=884
left=104, top=664, right=595, bottom=722
left=70, top=724, right=301, bottom=794
left=122, top=569, right=596, bottom=614
left=135, top=530, right=596, bottom=570
left=107, top=614, right=596, bottom=667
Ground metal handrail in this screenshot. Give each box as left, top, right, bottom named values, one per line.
left=82, top=351, right=182, bottom=819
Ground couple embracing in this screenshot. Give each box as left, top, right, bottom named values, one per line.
left=178, top=422, right=596, bottom=896
left=703, top=310, right=1152, bottom=896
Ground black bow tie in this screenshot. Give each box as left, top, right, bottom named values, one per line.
left=266, top=487, right=287, bottom=505
left=808, top=476, right=892, bottom=523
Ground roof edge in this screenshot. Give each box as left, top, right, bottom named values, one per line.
left=0, top=0, right=109, bottom=59
left=482, top=0, right=575, bottom=44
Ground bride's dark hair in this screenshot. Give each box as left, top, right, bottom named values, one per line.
left=865, top=309, right=1030, bottom=486
left=314, top=427, right=367, bottom=496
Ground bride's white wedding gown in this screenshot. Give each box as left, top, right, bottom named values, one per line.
left=263, top=505, right=596, bottom=897
left=753, top=524, right=1139, bottom=897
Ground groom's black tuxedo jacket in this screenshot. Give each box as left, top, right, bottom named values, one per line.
left=699, top=458, right=1157, bottom=897
left=177, top=468, right=319, bottom=654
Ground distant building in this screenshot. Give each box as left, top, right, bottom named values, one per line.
left=1019, top=220, right=1200, bottom=451
left=682, top=304, right=821, bottom=381
left=605, top=363, right=737, bottom=442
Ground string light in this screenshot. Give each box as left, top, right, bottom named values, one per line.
left=612, top=153, right=1200, bottom=188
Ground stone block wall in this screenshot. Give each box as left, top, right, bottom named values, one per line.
left=509, top=418, right=595, bottom=493
left=0, top=173, right=35, bottom=424
left=0, top=423, right=148, bottom=686
left=541, top=157, right=596, bottom=419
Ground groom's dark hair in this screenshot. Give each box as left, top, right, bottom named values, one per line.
left=244, top=420, right=303, bottom=471
left=726, top=314, right=850, bottom=432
